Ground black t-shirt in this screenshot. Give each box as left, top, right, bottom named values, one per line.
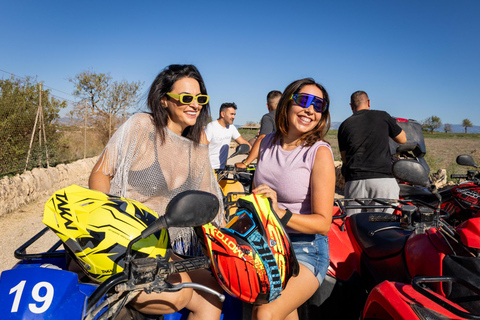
left=338, top=109, right=402, bottom=182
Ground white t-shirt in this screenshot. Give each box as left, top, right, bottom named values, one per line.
left=204, top=120, right=241, bottom=169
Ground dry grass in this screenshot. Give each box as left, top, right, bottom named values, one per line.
left=423, top=134, right=480, bottom=179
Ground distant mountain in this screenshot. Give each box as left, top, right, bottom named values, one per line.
left=54, top=117, right=78, bottom=125
left=444, top=124, right=480, bottom=134
left=331, top=122, right=341, bottom=130
left=329, top=122, right=479, bottom=133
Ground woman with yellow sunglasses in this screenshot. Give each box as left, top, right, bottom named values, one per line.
left=89, top=64, right=224, bottom=318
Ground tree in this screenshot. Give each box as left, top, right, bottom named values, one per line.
left=0, top=77, right=66, bottom=176
left=421, top=116, right=442, bottom=133
left=444, top=123, right=452, bottom=133
left=462, top=119, right=473, bottom=133
left=69, top=70, right=143, bottom=143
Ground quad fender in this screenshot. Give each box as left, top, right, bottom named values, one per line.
left=405, top=230, right=450, bottom=294
left=456, top=217, right=480, bottom=249
left=327, top=208, right=360, bottom=280
left=363, top=280, right=469, bottom=319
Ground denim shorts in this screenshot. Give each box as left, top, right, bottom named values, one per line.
left=289, top=233, right=329, bottom=286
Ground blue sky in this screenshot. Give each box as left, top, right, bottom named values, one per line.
left=1, top=0, right=479, bottom=126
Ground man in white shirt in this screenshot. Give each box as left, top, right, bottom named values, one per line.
left=205, top=102, right=251, bottom=169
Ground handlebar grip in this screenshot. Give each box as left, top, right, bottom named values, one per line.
left=170, top=256, right=211, bottom=274
left=236, top=167, right=247, bottom=172
left=369, top=214, right=401, bottom=222
left=450, top=174, right=467, bottom=179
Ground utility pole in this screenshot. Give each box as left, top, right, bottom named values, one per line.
left=25, top=82, right=42, bottom=171
left=84, top=100, right=87, bottom=159
left=40, top=84, right=50, bottom=168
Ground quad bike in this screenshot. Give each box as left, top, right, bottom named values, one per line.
left=0, top=186, right=225, bottom=320
left=397, top=153, right=480, bottom=227
left=216, top=144, right=254, bottom=217
left=300, top=159, right=480, bottom=319
left=390, top=118, right=480, bottom=227
left=0, top=184, right=297, bottom=320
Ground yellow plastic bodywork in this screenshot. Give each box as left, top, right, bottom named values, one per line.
left=218, top=179, right=246, bottom=217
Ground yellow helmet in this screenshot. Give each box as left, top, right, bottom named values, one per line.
left=43, top=185, right=168, bottom=282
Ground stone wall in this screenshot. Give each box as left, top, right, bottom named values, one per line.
left=0, top=157, right=98, bottom=217
left=334, top=161, right=345, bottom=191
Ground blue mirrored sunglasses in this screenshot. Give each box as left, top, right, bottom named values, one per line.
left=290, top=93, right=326, bottom=113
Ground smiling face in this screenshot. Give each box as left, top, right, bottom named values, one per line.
left=163, top=77, right=203, bottom=135
left=287, top=84, right=323, bottom=136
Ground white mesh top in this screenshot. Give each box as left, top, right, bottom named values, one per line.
left=94, top=112, right=224, bottom=255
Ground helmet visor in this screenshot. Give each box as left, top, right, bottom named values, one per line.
left=225, top=210, right=256, bottom=236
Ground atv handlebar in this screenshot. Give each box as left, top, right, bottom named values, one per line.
left=170, top=256, right=211, bottom=274
left=451, top=174, right=468, bottom=179
left=368, top=214, right=401, bottom=222
left=87, top=255, right=224, bottom=319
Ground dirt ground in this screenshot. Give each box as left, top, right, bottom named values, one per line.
left=0, top=180, right=90, bottom=273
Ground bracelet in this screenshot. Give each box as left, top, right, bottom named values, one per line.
left=242, top=159, right=249, bottom=166
left=280, top=209, right=292, bottom=227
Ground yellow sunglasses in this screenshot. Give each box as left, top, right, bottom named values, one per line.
left=166, top=92, right=209, bottom=105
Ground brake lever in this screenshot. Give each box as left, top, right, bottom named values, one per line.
left=163, top=282, right=225, bottom=302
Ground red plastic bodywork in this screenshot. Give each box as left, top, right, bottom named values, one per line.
left=363, top=281, right=469, bottom=319
left=327, top=209, right=360, bottom=280
left=456, top=217, right=480, bottom=249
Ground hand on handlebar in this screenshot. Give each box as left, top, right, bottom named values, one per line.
left=235, top=162, right=247, bottom=169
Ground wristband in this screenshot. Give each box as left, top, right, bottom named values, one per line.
left=280, top=209, right=292, bottom=227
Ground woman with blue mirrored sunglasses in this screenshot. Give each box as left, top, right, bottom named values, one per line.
left=252, top=78, right=334, bottom=319
left=290, top=93, right=326, bottom=113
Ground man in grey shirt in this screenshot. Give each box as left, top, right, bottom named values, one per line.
left=238, top=90, right=282, bottom=168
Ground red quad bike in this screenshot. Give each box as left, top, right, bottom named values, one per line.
left=390, top=118, right=480, bottom=227
left=397, top=153, right=480, bottom=228
left=299, top=159, right=480, bottom=319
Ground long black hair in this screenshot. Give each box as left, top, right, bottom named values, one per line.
left=147, top=64, right=210, bottom=144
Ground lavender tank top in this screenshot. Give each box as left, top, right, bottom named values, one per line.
left=254, top=133, right=333, bottom=221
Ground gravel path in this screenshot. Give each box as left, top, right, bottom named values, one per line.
left=0, top=178, right=90, bottom=273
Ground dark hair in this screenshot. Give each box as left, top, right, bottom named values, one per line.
left=350, top=90, right=369, bottom=109
left=274, top=78, right=331, bottom=146
left=147, top=64, right=210, bottom=145
left=219, top=102, right=237, bottom=117
left=266, top=90, right=282, bottom=108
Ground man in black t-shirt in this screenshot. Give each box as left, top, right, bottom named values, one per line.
left=338, top=91, right=406, bottom=214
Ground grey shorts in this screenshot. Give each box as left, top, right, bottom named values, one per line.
left=289, top=234, right=329, bottom=286
left=344, top=178, right=400, bottom=215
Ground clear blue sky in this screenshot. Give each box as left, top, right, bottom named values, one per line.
left=1, top=0, right=479, bottom=126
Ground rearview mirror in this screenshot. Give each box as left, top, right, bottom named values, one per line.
left=139, top=191, right=219, bottom=240
left=456, top=154, right=479, bottom=168
left=392, top=159, right=431, bottom=188
left=229, top=144, right=250, bottom=158
left=165, top=190, right=219, bottom=227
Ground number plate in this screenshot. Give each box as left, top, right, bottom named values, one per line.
left=0, top=267, right=89, bottom=319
